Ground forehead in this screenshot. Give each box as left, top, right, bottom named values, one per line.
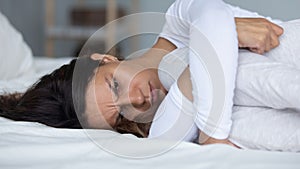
left=94, top=63, right=116, bottom=101
left=84, top=62, right=120, bottom=129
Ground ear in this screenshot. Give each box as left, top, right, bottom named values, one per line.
left=90, top=53, right=119, bottom=64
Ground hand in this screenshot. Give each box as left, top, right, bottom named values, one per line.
left=201, top=137, right=239, bottom=148
left=235, top=17, right=284, bottom=54
left=198, top=132, right=239, bottom=148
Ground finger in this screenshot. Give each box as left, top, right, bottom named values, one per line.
left=265, top=42, right=271, bottom=53
left=269, top=30, right=280, bottom=49
left=250, top=37, right=266, bottom=54
left=90, top=53, right=118, bottom=61
left=250, top=47, right=264, bottom=55
left=270, top=22, right=284, bottom=36
left=103, top=54, right=119, bottom=61
left=264, top=33, right=272, bottom=52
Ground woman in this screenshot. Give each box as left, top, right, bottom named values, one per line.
left=0, top=0, right=284, bottom=145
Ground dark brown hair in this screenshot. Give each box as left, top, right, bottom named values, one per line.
left=0, top=57, right=150, bottom=137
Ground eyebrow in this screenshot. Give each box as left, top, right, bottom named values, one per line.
left=104, top=77, right=111, bottom=88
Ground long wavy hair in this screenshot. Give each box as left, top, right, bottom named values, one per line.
left=0, top=57, right=150, bottom=137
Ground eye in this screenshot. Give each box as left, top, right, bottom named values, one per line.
left=112, top=78, right=119, bottom=97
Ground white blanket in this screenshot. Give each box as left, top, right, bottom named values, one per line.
left=0, top=116, right=299, bottom=169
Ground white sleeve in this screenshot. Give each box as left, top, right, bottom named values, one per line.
left=158, top=0, right=191, bottom=48
left=159, top=0, right=282, bottom=49
left=148, top=82, right=198, bottom=142
left=155, top=0, right=276, bottom=140
left=226, top=4, right=282, bottom=24
left=187, top=0, right=238, bottom=139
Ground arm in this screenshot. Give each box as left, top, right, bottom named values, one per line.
left=148, top=24, right=281, bottom=141
left=142, top=18, right=283, bottom=68
left=143, top=1, right=282, bottom=147
left=147, top=19, right=282, bottom=148
left=177, top=68, right=238, bottom=147
left=177, top=19, right=282, bottom=147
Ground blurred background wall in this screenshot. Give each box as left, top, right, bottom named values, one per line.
left=0, top=0, right=299, bottom=57
left=225, top=0, right=300, bottom=21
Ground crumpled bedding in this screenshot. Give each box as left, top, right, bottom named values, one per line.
left=0, top=116, right=299, bottom=169
left=0, top=53, right=299, bottom=168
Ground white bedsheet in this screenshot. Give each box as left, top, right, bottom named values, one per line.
left=0, top=116, right=299, bottom=169
left=0, top=57, right=299, bottom=168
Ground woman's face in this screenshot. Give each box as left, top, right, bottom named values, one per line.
left=85, top=55, right=167, bottom=129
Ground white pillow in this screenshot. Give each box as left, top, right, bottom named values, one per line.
left=0, top=11, right=33, bottom=80
left=231, top=19, right=300, bottom=151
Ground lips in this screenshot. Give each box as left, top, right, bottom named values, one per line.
left=149, top=82, right=158, bottom=104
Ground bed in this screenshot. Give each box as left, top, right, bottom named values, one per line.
left=0, top=110, right=299, bottom=169
left=0, top=11, right=300, bottom=169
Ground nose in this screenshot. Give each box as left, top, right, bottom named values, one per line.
left=130, top=89, right=147, bottom=107
left=117, top=88, right=147, bottom=108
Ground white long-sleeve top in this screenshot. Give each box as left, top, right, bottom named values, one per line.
left=149, top=0, right=279, bottom=141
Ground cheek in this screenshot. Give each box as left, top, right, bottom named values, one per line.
left=104, top=109, right=120, bottom=126
left=94, top=99, right=120, bottom=128
left=139, top=70, right=153, bottom=79
left=86, top=112, right=111, bottom=129
left=128, top=70, right=153, bottom=87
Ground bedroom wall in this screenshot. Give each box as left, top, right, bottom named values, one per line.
left=0, top=0, right=299, bottom=57
left=0, top=0, right=45, bottom=56
left=0, top=0, right=174, bottom=57
left=224, top=0, right=300, bottom=21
